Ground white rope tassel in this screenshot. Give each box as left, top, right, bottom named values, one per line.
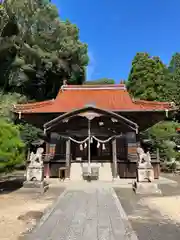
left=97, top=141, right=100, bottom=148
left=69, top=135, right=122, bottom=144
left=84, top=142, right=87, bottom=148
left=18, top=112, right=21, bottom=119
left=69, top=136, right=89, bottom=144
left=102, top=143, right=106, bottom=150
left=80, top=144, right=83, bottom=151
left=93, top=135, right=115, bottom=143
left=165, top=109, right=169, bottom=118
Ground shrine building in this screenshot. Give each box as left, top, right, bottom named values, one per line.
left=13, top=83, right=176, bottom=180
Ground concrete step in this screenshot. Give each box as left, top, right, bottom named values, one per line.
left=70, top=162, right=113, bottom=181
left=99, top=163, right=112, bottom=181
left=70, top=163, right=82, bottom=180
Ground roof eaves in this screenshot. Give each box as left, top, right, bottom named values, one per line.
left=62, top=84, right=127, bottom=90
left=44, top=106, right=139, bottom=133
left=12, top=99, right=55, bottom=112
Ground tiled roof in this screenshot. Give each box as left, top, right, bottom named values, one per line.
left=13, top=84, right=175, bottom=113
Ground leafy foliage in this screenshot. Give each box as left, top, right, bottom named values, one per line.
left=0, top=92, right=41, bottom=150
left=127, top=53, right=169, bottom=101
left=0, top=0, right=89, bottom=173
left=19, top=123, right=43, bottom=147
left=0, top=119, right=25, bottom=173
left=0, top=92, right=27, bottom=120
left=167, top=53, right=180, bottom=105
left=0, top=0, right=89, bottom=100
left=143, top=121, right=180, bottom=161
left=127, top=52, right=180, bottom=164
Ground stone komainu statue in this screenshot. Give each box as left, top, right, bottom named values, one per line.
left=26, top=147, right=44, bottom=182
left=137, top=146, right=152, bottom=167
left=137, top=146, right=153, bottom=182
left=29, top=147, right=44, bottom=167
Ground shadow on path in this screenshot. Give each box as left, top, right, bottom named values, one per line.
left=0, top=175, right=25, bottom=194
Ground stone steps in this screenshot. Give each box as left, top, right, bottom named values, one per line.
left=70, top=162, right=113, bottom=181
left=70, top=163, right=82, bottom=180
left=98, top=162, right=113, bottom=181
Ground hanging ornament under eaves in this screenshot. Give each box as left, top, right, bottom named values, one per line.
left=90, top=137, right=93, bottom=143
left=80, top=144, right=83, bottom=151
left=84, top=142, right=87, bottom=148
left=102, top=143, right=106, bottom=150
left=97, top=141, right=100, bottom=148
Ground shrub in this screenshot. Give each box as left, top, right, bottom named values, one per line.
left=0, top=119, right=25, bottom=173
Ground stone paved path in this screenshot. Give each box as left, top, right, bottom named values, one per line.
left=27, top=186, right=138, bottom=240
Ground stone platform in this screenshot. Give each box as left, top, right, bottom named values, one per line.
left=23, top=181, right=49, bottom=193
left=133, top=181, right=162, bottom=195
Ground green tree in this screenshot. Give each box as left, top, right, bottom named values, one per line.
left=0, top=92, right=42, bottom=150
left=141, top=121, right=180, bottom=164
left=0, top=0, right=89, bottom=173
left=0, top=0, right=89, bottom=100
left=0, top=92, right=27, bottom=120
left=0, top=119, right=25, bottom=173
left=19, top=123, right=43, bottom=147
left=146, top=121, right=180, bottom=154
left=167, top=53, right=180, bottom=104
left=127, top=53, right=169, bottom=101
left=127, top=52, right=180, bottom=165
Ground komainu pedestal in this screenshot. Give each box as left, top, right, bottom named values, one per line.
left=137, top=166, right=154, bottom=182
left=23, top=148, right=49, bottom=193
left=133, top=180, right=161, bottom=194
left=26, top=165, right=44, bottom=182
left=133, top=152, right=161, bottom=195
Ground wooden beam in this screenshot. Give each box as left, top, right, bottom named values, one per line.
left=44, top=106, right=138, bottom=132
left=47, top=115, right=136, bottom=134
left=49, top=122, right=131, bottom=135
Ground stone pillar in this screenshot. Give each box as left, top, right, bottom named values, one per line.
left=66, top=139, right=71, bottom=179
left=112, top=138, right=118, bottom=179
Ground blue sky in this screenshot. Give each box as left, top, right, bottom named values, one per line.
left=52, top=0, right=180, bottom=82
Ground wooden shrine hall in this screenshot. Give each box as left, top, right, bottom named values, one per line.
left=13, top=83, right=176, bottom=180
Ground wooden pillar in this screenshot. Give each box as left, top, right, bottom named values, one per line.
left=112, top=138, right=118, bottom=179
left=45, top=142, right=50, bottom=178
left=66, top=139, right=71, bottom=179
left=156, top=148, right=160, bottom=178
left=88, top=119, right=91, bottom=173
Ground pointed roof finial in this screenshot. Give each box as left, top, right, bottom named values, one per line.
left=63, top=79, right=68, bottom=86
left=120, top=80, right=124, bottom=84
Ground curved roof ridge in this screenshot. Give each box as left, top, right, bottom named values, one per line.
left=134, top=99, right=173, bottom=106
left=13, top=99, right=54, bottom=112
left=62, top=84, right=126, bottom=90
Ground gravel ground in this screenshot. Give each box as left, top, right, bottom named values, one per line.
left=0, top=174, right=65, bottom=240
left=114, top=174, right=180, bottom=240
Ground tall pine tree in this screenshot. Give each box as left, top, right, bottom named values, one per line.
left=168, top=53, right=180, bottom=105
left=127, top=53, right=169, bottom=101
